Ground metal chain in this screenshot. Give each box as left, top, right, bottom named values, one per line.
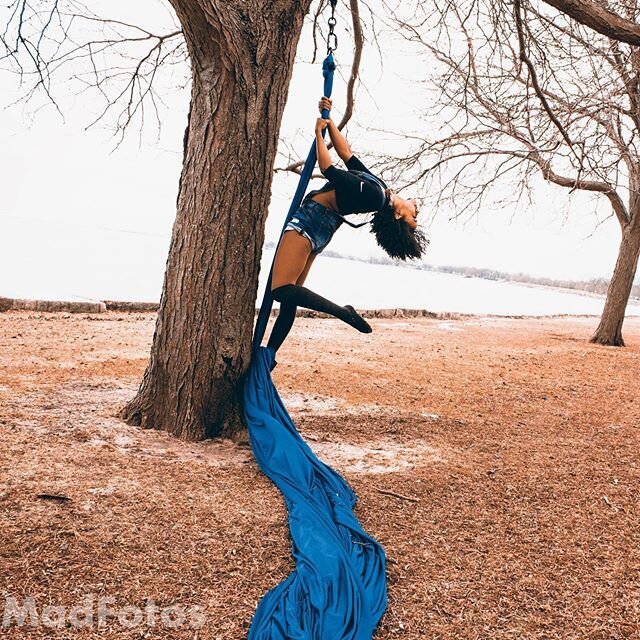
left=327, top=0, right=338, bottom=54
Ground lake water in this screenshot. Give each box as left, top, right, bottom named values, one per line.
left=260, top=251, right=640, bottom=317
left=2, top=235, right=639, bottom=317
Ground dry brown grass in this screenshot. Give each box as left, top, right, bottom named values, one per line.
left=0, top=311, right=639, bottom=638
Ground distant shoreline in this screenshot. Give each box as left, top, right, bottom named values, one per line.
left=265, top=242, right=640, bottom=303
left=2, top=296, right=639, bottom=319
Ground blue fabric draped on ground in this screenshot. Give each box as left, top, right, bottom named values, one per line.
left=243, top=347, right=387, bottom=638
left=242, top=52, right=388, bottom=638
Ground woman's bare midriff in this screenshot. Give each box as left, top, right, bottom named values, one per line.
left=310, top=190, right=338, bottom=211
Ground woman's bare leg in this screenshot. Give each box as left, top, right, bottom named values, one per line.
left=296, top=252, right=317, bottom=287
left=271, top=230, right=314, bottom=290
left=270, top=233, right=371, bottom=334
left=268, top=231, right=316, bottom=353
left=268, top=226, right=371, bottom=357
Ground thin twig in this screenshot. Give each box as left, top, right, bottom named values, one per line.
left=376, top=488, right=420, bottom=503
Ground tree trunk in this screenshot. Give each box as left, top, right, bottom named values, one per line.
left=121, top=0, right=312, bottom=439
left=591, top=209, right=640, bottom=347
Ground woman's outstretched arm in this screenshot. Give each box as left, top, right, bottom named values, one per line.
left=318, top=97, right=353, bottom=164
left=315, top=118, right=333, bottom=172
left=327, top=120, right=353, bottom=164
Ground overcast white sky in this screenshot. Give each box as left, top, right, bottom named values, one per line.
left=0, top=0, right=629, bottom=302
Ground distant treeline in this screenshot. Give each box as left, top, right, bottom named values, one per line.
left=264, top=242, right=640, bottom=299
left=424, top=265, right=640, bottom=299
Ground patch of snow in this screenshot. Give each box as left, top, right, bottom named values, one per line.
left=281, top=392, right=339, bottom=412
left=436, top=322, right=464, bottom=332
left=311, top=438, right=446, bottom=475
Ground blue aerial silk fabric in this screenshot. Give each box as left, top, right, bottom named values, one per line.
left=243, top=53, right=388, bottom=639
left=243, top=347, right=387, bottom=639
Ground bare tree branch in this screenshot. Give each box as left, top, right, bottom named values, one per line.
left=514, top=0, right=580, bottom=159
left=1, top=0, right=186, bottom=141
left=542, top=0, right=640, bottom=46
left=335, top=0, right=364, bottom=129
left=525, top=147, right=630, bottom=224
left=381, top=0, right=635, bottom=231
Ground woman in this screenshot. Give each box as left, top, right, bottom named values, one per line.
left=268, top=96, right=428, bottom=354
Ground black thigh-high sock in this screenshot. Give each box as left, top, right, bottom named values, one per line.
left=271, top=284, right=372, bottom=333
left=267, top=302, right=297, bottom=353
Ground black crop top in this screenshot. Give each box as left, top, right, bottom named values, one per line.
left=305, top=154, right=388, bottom=215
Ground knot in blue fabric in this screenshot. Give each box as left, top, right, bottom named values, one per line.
left=323, top=53, right=337, bottom=77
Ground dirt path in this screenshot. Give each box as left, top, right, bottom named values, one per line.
left=1, top=311, right=639, bottom=638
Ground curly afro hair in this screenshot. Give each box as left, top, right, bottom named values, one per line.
left=370, top=203, right=429, bottom=261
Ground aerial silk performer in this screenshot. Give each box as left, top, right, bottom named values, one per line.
left=243, top=3, right=428, bottom=637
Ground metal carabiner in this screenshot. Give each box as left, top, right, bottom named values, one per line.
left=326, top=1, right=338, bottom=53
left=327, top=32, right=338, bottom=53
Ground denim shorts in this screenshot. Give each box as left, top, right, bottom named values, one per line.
left=283, top=198, right=343, bottom=255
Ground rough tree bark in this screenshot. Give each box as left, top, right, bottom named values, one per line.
left=121, top=0, right=313, bottom=439
left=591, top=202, right=640, bottom=346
